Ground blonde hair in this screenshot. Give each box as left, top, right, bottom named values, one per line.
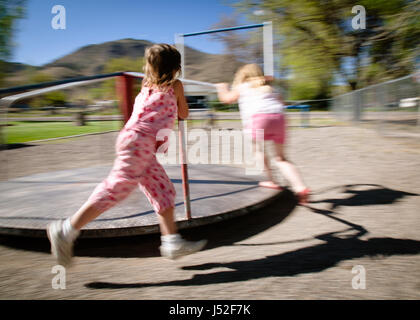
left=232, top=64, right=272, bottom=93
left=142, top=44, right=181, bottom=88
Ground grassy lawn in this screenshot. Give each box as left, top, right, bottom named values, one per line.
left=4, top=121, right=123, bottom=144
left=2, top=117, right=345, bottom=144
left=5, top=109, right=123, bottom=117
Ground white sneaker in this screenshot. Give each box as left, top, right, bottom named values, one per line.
left=160, top=239, right=207, bottom=260
left=47, top=220, right=74, bottom=267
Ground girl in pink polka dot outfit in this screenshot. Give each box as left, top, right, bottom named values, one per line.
left=48, top=44, right=207, bottom=267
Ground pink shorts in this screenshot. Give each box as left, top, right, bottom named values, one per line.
left=250, top=113, right=286, bottom=144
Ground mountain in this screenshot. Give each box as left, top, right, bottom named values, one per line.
left=4, top=38, right=244, bottom=86
left=184, top=49, right=244, bottom=83
left=44, top=39, right=152, bottom=76
left=1, top=60, right=39, bottom=73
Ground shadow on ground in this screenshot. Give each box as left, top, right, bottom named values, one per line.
left=82, top=184, right=420, bottom=289
left=310, top=183, right=418, bottom=210
left=86, top=235, right=420, bottom=289
left=1, top=143, right=37, bottom=150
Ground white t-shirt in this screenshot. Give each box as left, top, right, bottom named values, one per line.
left=237, top=82, right=284, bottom=127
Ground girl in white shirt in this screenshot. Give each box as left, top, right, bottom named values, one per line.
left=216, top=64, right=310, bottom=204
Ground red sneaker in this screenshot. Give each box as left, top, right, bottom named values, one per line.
left=297, top=188, right=311, bottom=204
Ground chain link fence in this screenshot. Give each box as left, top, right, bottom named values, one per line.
left=332, top=74, right=420, bottom=137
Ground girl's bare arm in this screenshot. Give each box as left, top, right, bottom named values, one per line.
left=216, top=83, right=240, bottom=104
left=173, top=80, right=189, bottom=119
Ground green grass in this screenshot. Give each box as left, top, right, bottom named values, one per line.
left=4, top=112, right=71, bottom=118
left=6, top=109, right=123, bottom=117
left=4, top=121, right=123, bottom=144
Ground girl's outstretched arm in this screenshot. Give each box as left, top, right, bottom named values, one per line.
left=216, top=83, right=239, bottom=104
left=173, top=80, right=189, bottom=119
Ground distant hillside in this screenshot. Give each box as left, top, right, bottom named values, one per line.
left=44, top=38, right=153, bottom=76
left=1, top=60, right=39, bottom=73
left=4, top=38, right=244, bottom=87
left=184, top=49, right=244, bottom=83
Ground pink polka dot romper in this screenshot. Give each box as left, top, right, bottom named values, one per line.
left=86, top=85, right=178, bottom=215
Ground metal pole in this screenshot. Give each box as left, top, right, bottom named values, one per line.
left=0, top=72, right=125, bottom=95
left=175, top=34, right=185, bottom=80
left=0, top=101, right=7, bottom=181
left=416, top=74, right=420, bottom=128
left=182, top=23, right=265, bottom=37
left=116, top=75, right=135, bottom=125
left=178, top=118, right=192, bottom=220
left=175, top=35, right=191, bottom=220
left=263, top=21, right=274, bottom=77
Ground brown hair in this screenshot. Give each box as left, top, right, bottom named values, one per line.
left=232, top=64, right=272, bottom=93
left=142, top=43, right=181, bottom=88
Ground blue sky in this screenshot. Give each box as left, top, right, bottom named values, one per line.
left=12, top=0, right=247, bottom=66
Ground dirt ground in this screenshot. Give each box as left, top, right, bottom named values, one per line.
left=0, top=121, right=419, bottom=299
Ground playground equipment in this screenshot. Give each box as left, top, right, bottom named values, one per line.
left=175, top=22, right=274, bottom=79
left=0, top=24, right=287, bottom=236
left=0, top=72, right=280, bottom=238
left=0, top=71, right=217, bottom=222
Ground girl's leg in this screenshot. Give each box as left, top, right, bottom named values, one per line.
left=138, top=158, right=207, bottom=259
left=137, top=157, right=177, bottom=235
left=272, top=142, right=307, bottom=193
left=70, top=131, right=154, bottom=230
left=256, top=140, right=282, bottom=189
left=48, top=165, right=140, bottom=267
left=70, top=201, right=106, bottom=230
left=263, top=150, right=275, bottom=182
left=70, top=158, right=141, bottom=230
left=48, top=130, right=155, bottom=266
left=157, top=207, right=177, bottom=235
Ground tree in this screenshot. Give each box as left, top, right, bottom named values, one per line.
left=0, top=0, right=27, bottom=86
left=230, top=0, right=420, bottom=98
left=27, top=71, right=67, bottom=109
left=44, top=91, right=67, bottom=107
